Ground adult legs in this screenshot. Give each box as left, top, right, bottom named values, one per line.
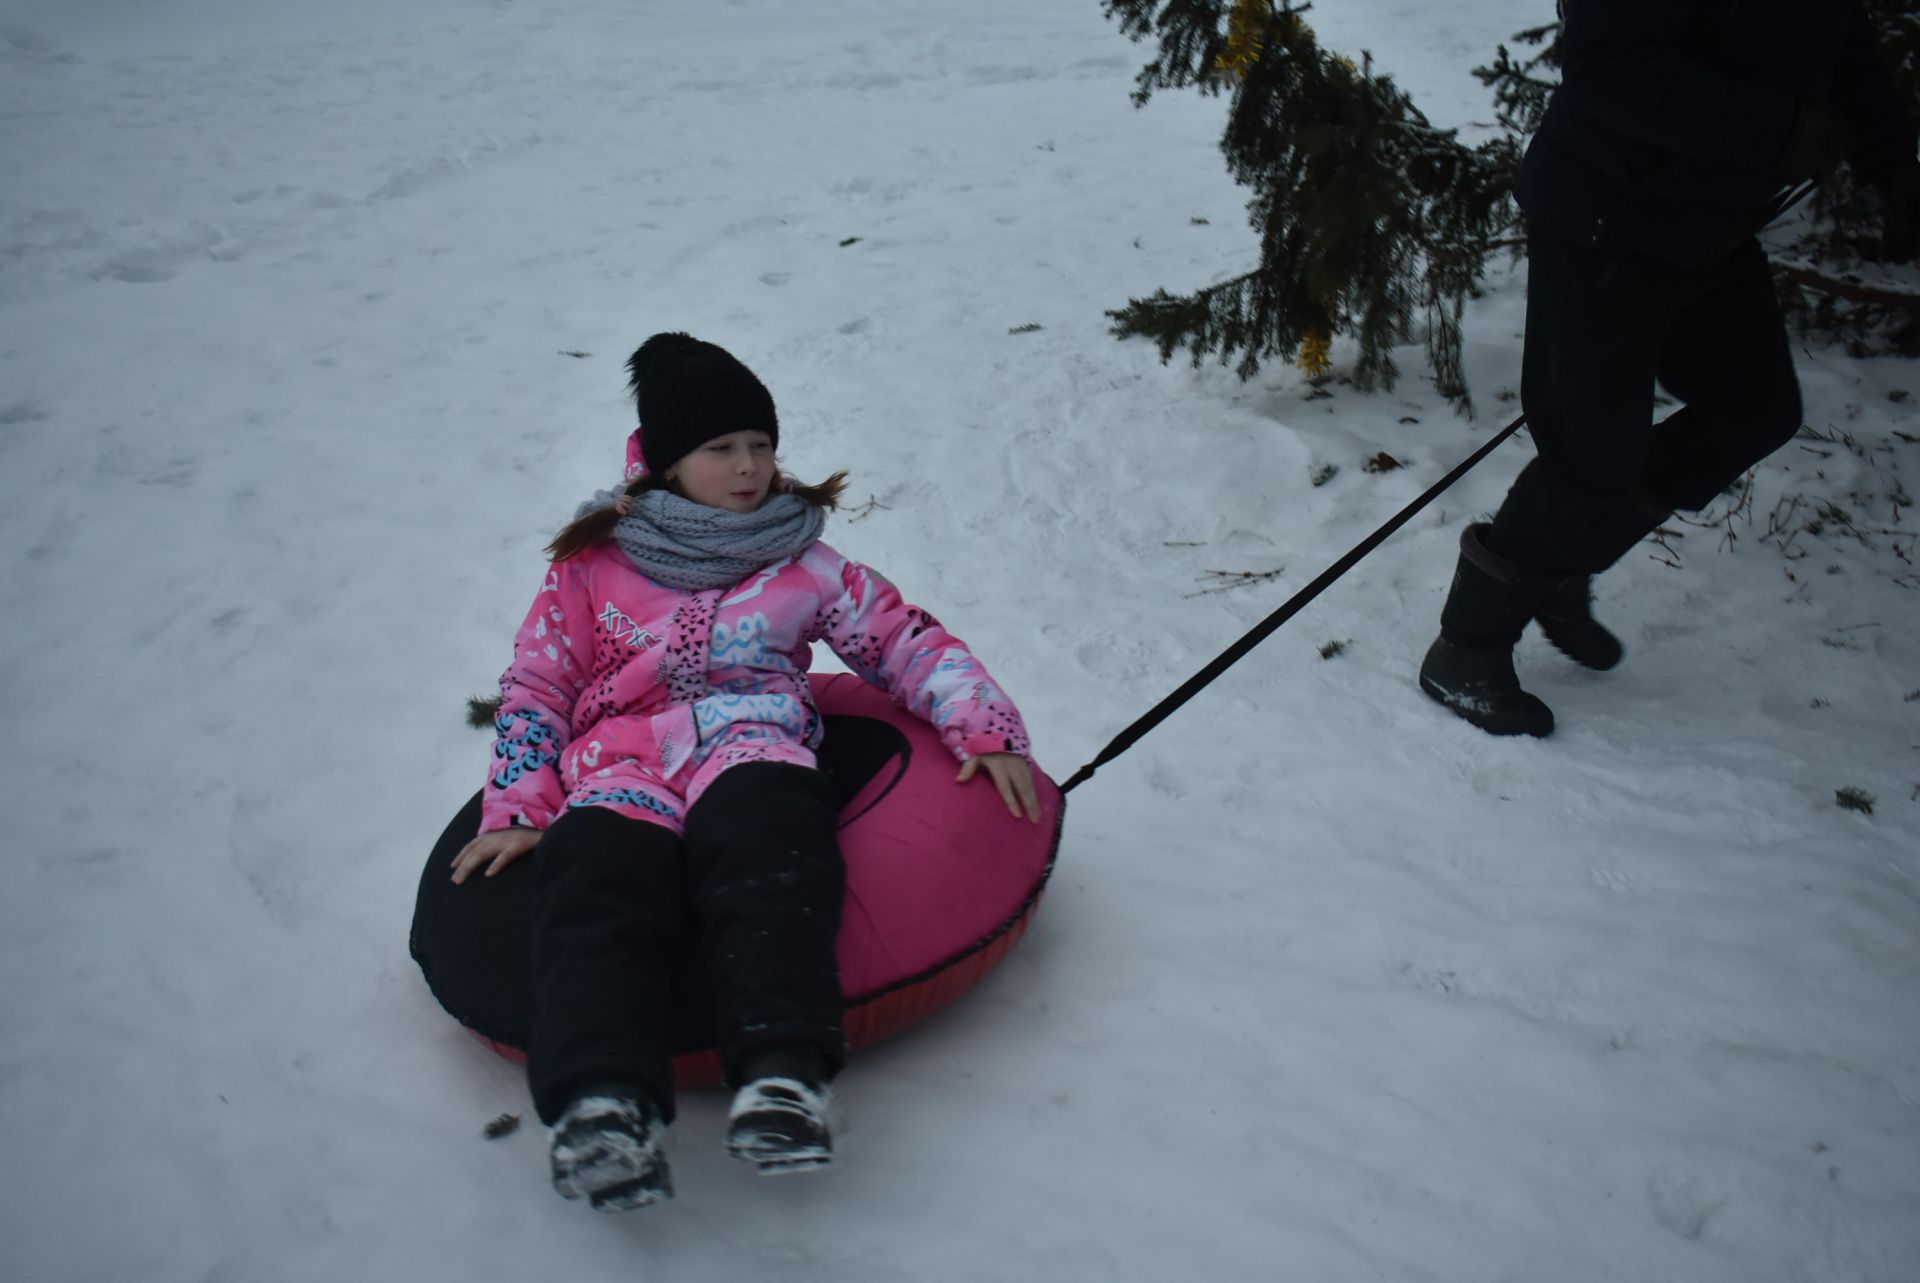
left=1485, top=235, right=1676, bottom=571
left=1489, top=238, right=1801, bottom=573
left=1641, top=240, right=1802, bottom=512
left=1423, top=236, right=1801, bottom=735
left=1420, top=234, right=1668, bottom=733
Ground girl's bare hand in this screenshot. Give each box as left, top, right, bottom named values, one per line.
left=957, top=752, right=1043, bottom=824
left=451, top=827, right=542, bottom=884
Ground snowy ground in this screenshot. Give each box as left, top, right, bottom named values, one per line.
left=3, top=2, right=1917, bottom=1280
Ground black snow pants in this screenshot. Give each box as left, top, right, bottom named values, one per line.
left=525, top=761, right=846, bottom=1126
left=1484, top=232, right=1804, bottom=575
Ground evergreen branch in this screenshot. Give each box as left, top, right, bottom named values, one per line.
left=1106, top=5, right=1915, bottom=399
left=1103, top=0, right=1243, bottom=104
left=1104, top=2, right=1522, bottom=415
left=1772, top=261, right=1920, bottom=310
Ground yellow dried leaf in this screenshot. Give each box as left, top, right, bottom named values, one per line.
left=1213, top=0, right=1269, bottom=82
left=1296, top=331, right=1332, bottom=378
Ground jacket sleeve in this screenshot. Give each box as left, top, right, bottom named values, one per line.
left=1557, top=1, right=1798, bottom=171
left=480, top=560, right=592, bottom=833
left=808, top=550, right=1032, bottom=763
left=1831, top=8, right=1918, bottom=181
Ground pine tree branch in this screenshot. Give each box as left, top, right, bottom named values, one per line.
left=1105, top=3, right=1518, bottom=415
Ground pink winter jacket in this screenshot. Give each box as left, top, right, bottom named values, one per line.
left=481, top=539, right=1031, bottom=833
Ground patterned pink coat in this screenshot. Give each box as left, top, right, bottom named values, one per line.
left=482, top=540, right=1031, bottom=834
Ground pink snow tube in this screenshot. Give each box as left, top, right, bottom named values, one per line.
left=411, top=673, right=1064, bottom=1088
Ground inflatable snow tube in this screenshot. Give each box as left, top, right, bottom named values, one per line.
left=410, top=672, right=1064, bottom=1089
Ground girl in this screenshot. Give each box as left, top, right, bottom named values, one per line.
left=451, top=332, right=1040, bottom=1212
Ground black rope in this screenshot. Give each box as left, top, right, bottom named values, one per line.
left=1057, top=181, right=1818, bottom=796
left=1058, top=415, right=1523, bottom=794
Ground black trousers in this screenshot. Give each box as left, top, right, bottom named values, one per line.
left=525, top=761, right=846, bottom=1125
left=1485, top=233, right=1803, bottom=575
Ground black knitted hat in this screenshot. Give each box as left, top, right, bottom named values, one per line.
left=626, top=332, right=779, bottom=477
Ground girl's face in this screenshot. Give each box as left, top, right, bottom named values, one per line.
left=665, top=430, right=777, bottom=513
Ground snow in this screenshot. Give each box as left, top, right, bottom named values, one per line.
left=3, top=1, right=1917, bottom=1279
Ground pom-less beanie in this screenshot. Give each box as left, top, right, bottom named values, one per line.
left=626, top=332, right=779, bottom=477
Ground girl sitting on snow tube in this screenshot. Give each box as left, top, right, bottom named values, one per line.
left=413, top=673, right=1061, bottom=1085
left=439, top=332, right=1044, bottom=1213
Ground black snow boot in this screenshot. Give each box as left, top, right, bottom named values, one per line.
left=1419, top=523, right=1555, bottom=738
left=724, top=1046, right=834, bottom=1174
left=1533, top=575, right=1623, bottom=671
left=550, top=1092, right=673, bottom=1211
left=1526, top=488, right=1672, bottom=672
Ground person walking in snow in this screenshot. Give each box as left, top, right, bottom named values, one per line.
left=1419, top=0, right=1920, bottom=737
left=450, top=332, right=1041, bottom=1211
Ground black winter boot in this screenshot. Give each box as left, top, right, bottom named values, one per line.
left=1419, top=523, right=1555, bottom=738
left=1527, top=488, right=1673, bottom=671
left=550, top=1091, right=673, bottom=1211
left=1533, top=575, right=1623, bottom=671
left=723, top=1046, right=834, bottom=1172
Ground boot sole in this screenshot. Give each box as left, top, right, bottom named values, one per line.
left=552, top=1121, right=673, bottom=1208
left=726, top=1128, right=833, bottom=1173
left=1540, top=630, right=1623, bottom=672
left=557, top=1159, right=674, bottom=1210
left=587, top=1174, right=672, bottom=1210
left=748, top=1151, right=833, bottom=1176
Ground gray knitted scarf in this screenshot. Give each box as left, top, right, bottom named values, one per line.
left=582, top=488, right=826, bottom=591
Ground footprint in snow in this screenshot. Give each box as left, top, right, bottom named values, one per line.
left=1646, top=1170, right=1727, bottom=1241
